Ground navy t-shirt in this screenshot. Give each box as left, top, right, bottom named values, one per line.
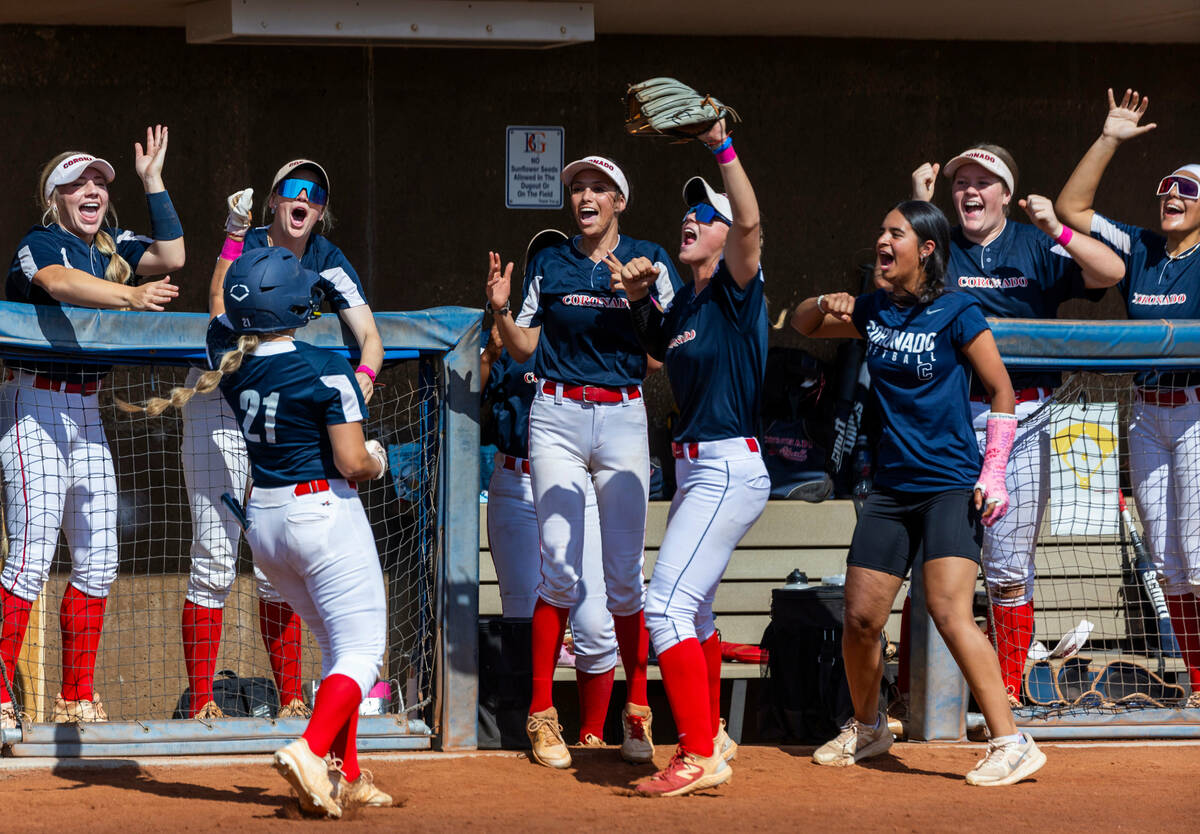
left=8, top=223, right=153, bottom=382
left=945, top=220, right=1100, bottom=392
left=243, top=227, right=366, bottom=311
left=219, top=340, right=367, bottom=487
left=516, top=235, right=682, bottom=387
left=663, top=259, right=767, bottom=442
left=482, top=350, right=536, bottom=458
left=851, top=289, right=989, bottom=492
left=1091, top=213, right=1200, bottom=388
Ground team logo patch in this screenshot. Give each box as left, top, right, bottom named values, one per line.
left=228, top=283, right=251, bottom=302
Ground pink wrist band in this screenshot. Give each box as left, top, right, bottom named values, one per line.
left=219, top=236, right=244, bottom=261
left=356, top=365, right=377, bottom=382
left=1055, top=225, right=1074, bottom=247
left=975, top=412, right=1018, bottom=527
left=714, top=142, right=737, bottom=165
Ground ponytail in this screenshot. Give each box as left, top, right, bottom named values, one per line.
left=119, top=335, right=261, bottom=416
left=93, top=228, right=133, bottom=285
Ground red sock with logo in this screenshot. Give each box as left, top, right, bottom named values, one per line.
left=0, top=588, right=33, bottom=705
left=613, top=610, right=649, bottom=708
left=302, top=673, right=360, bottom=758
left=329, top=707, right=361, bottom=782
left=529, top=598, right=569, bottom=714
left=990, top=601, right=1034, bottom=700
left=657, top=639, right=714, bottom=758
left=182, top=601, right=223, bottom=715
left=59, top=585, right=107, bottom=702
left=576, top=666, right=615, bottom=742
left=1166, top=594, right=1200, bottom=691
left=259, top=598, right=304, bottom=706
left=898, top=596, right=912, bottom=696
left=700, top=632, right=723, bottom=737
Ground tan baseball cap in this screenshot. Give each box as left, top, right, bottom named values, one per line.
left=270, top=159, right=330, bottom=195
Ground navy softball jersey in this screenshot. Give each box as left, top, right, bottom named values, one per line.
left=1091, top=212, right=1200, bottom=387
left=8, top=223, right=152, bottom=381
left=482, top=350, right=536, bottom=458
left=219, top=340, right=367, bottom=488
left=516, top=235, right=683, bottom=387
left=946, top=220, right=1101, bottom=390
left=851, top=289, right=989, bottom=492
left=243, top=227, right=366, bottom=311
left=662, top=260, right=767, bottom=442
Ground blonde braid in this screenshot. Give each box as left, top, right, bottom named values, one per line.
left=118, top=335, right=261, bottom=416
left=93, top=227, right=133, bottom=285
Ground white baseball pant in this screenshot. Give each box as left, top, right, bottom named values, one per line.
left=486, top=451, right=617, bottom=673
left=0, top=374, right=118, bottom=601
left=245, top=479, right=386, bottom=697
left=180, top=369, right=282, bottom=607
left=645, top=440, right=770, bottom=653
left=528, top=384, right=649, bottom=617
left=1129, top=399, right=1200, bottom=596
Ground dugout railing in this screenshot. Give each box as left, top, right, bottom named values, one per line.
left=910, top=318, right=1200, bottom=741
left=0, top=302, right=481, bottom=755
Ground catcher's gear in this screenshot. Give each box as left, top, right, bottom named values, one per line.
left=625, top=77, right=740, bottom=142
left=225, top=187, right=254, bottom=237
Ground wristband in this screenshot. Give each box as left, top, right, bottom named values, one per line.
left=146, top=190, right=183, bottom=241
left=1055, top=225, right=1074, bottom=247
left=219, top=236, right=245, bottom=262
left=713, top=138, right=737, bottom=165
left=710, top=136, right=733, bottom=154
left=486, top=298, right=511, bottom=316
left=356, top=364, right=377, bottom=382
left=816, top=294, right=828, bottom=314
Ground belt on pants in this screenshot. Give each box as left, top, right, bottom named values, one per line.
left=672, top=437, right=760, bottom=461
left=971, top=386, right=1050, bottom=405
left=541, top=380, right=641, bottom=403
left=500, top=454, right=531, bottom=474
left=1137, top=386, right=1200, bottom=407
left=292, top=479, right=356, bottom=496
left=6, top=369, right=102, bottom=395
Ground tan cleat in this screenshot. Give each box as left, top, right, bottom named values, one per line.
left=278, top=698, right=312, bottom=719
left=526, top=707, right=572, bottom=769
left=812, top=712, right=893, bottom=767
left=52, top=693, right=108, bottom=723
left=579, top=733, right=605, bottom=747
left=193, top=700, right=226, bottom=720
left=621, top=703, right=654, bottom=764
left=714, top=718, right=738, bottom=762
left=1, top=701, right=19, bottom=730
left=1184, top=691, right=1200, bottom=709
left=273, top=738, right=341, bottom=818
left=333, top=769, right=393, bottom=808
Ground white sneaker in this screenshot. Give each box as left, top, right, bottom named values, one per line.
left=812, top=713, right=893, bottom=767
left=966, top=735, right=1046, bottom=787
left=620, top=703, right=655, bottom=764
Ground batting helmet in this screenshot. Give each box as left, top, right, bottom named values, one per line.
left=223, top=248, right=323, bottom=334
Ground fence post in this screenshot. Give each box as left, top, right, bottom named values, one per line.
left=906, top=559, right=969, bottom=741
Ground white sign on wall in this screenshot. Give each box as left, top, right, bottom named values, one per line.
left=506, top=126, right=564, bottom=210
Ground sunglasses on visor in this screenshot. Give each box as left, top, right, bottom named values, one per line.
left=1156, top=175, right=1200, bottom=201
left=276, top=177, right=329, bottom=205
left=683, top=202, right=731, bottom=225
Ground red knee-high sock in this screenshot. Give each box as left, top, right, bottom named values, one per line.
left=1166, top=594, right=1200, bottom=691
left=989, top=601, right=1034, bottom=699
left=530, top=598, right=569, bottom=714
left=59, top=585, right=107, bottom=702
left=259, top=598, right=303, bottom=705
left=329, top=708, right=361, bottom=782
left=657, top=639, right=714, bottom=758
left=576, top=667, right=615, bottom=742
left=302, top=673, right=361, bottom=758
left=898, top=596, right=912, bottom=696
left=0, top=588, right=33, bottom=705
left=182, top=601, right=223, bottom=715
left=700, top=633, right=722, bottom=737
left=613, top=611, right=649, bottom=708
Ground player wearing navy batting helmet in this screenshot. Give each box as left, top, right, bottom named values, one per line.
left=1057, top=88, right=1200, bottom=708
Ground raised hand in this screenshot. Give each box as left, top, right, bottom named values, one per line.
left=911, top=162, right=939, bottom=202
left=1101, top=88, right=1156, bottom=144
left=696, top=117, right=728, bottom=150
left=225, top=188, right=254, bottom=238
left=134, top=124, right=169, bottom=191
left=131, top=276, right=179, bottom=311
left=486, top=251, right=514, bottom=312
left=1018, top=194, right=1064, bottom=239
left=603, top=252, right=657, bottom=301
left=819, top=292, right=856, bottom=323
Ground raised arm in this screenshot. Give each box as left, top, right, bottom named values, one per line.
left=338, top=304, right=385, bottom=403
left=485, top=251, right=540, bottom=362
left=209, top=188, right=254, bottom=317
left=131, top=125, right=186, bottom=275
left=911, top=162, right=940, bottom=202
left=699, top=119, right=760, bottom=286
left=1018, top=194, right=1125, bottom=289
left=1055, top=88, right=1157, bottom=234
left=789, top=292, right=862, bottom=340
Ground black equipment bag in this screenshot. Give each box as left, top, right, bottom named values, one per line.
left=173, top=669, right=280, bottom=719
left=477, top=617, right=533, bottom=750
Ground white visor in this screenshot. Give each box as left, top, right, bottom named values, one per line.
left=44, top=154, right=116, bottom=202
left=943, top=148, right=1015, bottom=195
left=560, top=156, right=630, bottom=204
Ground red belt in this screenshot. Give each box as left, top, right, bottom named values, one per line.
left=1138, top=387, right=1200, bottom=407
left=6, top=370, right=102, bottom=395
left=542, top=381, right=641, bottom=403
left=672, top=438, right=760, bottom=459
left=500, top=454, right=531, bottom=474
left=971, top=386, right=1049, bottom=405
left=293, top=479, right=356, bottom=496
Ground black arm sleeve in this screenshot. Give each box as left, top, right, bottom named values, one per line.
left=628, top=294, right=669, bottom=362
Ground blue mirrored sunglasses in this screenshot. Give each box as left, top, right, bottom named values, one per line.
left=276, top=177, right=328, bottom=205
left=683, top=202, right=731, bottom=225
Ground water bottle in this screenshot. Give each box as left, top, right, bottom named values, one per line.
left=783, top=569, right=810, bottom=589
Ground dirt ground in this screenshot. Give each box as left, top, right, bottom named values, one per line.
left=2, top=742, right=1199, bottom=832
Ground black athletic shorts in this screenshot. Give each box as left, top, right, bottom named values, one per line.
left=846, top=487, right=983, bottom=578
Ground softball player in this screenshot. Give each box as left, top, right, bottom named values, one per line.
left=609, top=119, right=766, bottom=796
left=141, top=248, right=391, bottom=816
left=179, top=159, right=382, bottom=719
left=486, top=155, right=682, bottom=769
left=0, top=128, right=184, bottom=730
left=483, top=231, right=619, bottom=745
left=908, top=144, right=1125, bottom=703
left=792, top=200, right=1046, bottom=786
left=1056, top=88, right=1200, bottom=707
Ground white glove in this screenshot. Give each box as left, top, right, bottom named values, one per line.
left=365, top=439, right=388, bottom=480
left=225, top=188, right=254, bottom=237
